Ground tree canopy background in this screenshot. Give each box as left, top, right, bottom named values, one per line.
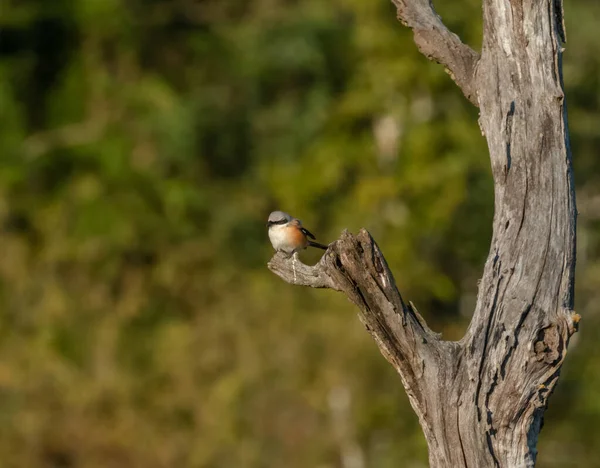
left=0, top=1, right=599, bottom=467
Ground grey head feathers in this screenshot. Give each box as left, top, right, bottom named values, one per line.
left=267, top=211, right=292, bottom=226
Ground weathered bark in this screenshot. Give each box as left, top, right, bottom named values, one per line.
left=268, top=0, right=578, bottom=466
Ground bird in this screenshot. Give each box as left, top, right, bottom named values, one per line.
left=266, top=211, right=328, bottom=255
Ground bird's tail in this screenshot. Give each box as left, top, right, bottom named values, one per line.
left=308, top=240, right=328, bottom=250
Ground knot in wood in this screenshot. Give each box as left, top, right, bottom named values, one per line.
left=533, top=325, right=563, bottom=364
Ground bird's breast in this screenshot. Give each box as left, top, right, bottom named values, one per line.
left=268, top=224, right=307, bottom=253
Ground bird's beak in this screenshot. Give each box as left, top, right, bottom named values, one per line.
left=266, top=221, right=271, bottom=227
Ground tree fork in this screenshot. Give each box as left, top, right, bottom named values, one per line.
left=268, top=0, right=578, bottom=466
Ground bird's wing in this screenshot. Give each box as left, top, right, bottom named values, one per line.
left=291, top=218, right=317, bottom=239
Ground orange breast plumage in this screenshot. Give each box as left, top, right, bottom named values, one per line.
left=285, top=225, right=308, bottom=248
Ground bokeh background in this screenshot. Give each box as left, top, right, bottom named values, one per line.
left=0, top=0, right=599, bottom=467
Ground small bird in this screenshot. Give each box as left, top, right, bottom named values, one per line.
left=267, top=211, right=328, bottom=255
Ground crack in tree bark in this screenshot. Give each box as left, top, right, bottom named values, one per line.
left=456, top=404, right=468, bottom=468
left=267, top=0, right=577, bottom=465
left=474, top=275, right=502, bottom=423
left=504, top=102, right=515, bottom=177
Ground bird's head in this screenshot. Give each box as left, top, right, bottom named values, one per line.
left=267, top=211, right=292, bottom=227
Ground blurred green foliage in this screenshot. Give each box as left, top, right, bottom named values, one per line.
left=0, top=0, right=599, bottom=467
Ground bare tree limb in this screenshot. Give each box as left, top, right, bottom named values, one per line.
left=391, top=0, right=480, bottom=106
left=269, top=230, right=451, bottom=444
left=268, top=252, right=340, bottom=290
left=268, top=230, right=440, bottom=346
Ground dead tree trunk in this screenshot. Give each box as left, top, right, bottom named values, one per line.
left=268, top=0, right=578, bottom=466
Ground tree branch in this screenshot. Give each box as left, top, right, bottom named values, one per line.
left=268, top=251, right=341, bottom=290
left=268, top=229, right=444, bottom=416
left=391, top=0, right=480, bottom=106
